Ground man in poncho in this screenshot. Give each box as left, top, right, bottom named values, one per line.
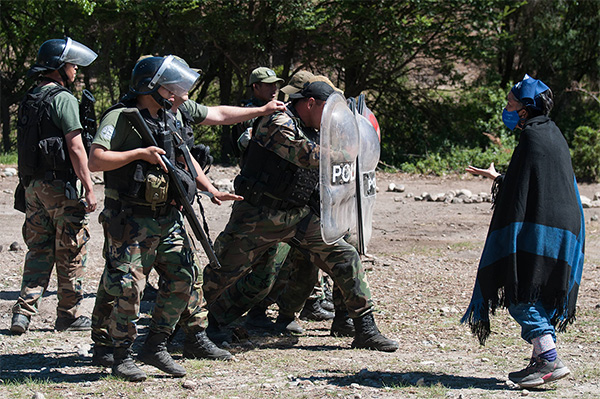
left=462, top=74, right=585, bottom=389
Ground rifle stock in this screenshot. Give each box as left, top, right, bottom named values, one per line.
left=122, top=107, right=221, bottom=268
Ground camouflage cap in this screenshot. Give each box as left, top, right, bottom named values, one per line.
left=248, top=67, right=284, bottom=86
left=280, top=70, right=314, bottom=95
left=310, top=75, right=343, bottom=93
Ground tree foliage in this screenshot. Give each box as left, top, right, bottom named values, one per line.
left=1, top=0, right=598, bottom=174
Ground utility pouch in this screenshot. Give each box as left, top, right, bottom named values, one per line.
left=64, top=181, right=78, bottom=200
left=127, top=162, right=146, bottom=198
left=14, top=181, right=26, bottom=213
left=172, top=164, right=196, bottom=204
left=38, top=136, right=68, bottom=170
left=155, top=129, right=173, bottom=160
left=145, top=168, right=169, bottom=210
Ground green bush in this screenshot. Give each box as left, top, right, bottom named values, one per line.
left=571, top=126, right=600, bottom=182
left=0, top=152, right=18, bottom=166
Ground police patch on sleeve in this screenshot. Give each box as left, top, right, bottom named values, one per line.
left=100, top=125, right=115, bottom=141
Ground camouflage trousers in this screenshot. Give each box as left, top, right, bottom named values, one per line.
left=203, top=201, right=372, bottom=326
left=93, top=206, right=197, bottom=348
left=243, top=246, right=344, bottom=319
left=91, top=250, right=208, bottom=347
left=271, top=250, right=345, bottom=317
left=13, top=179, right=89, bottom=319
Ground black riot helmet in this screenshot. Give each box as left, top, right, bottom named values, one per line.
left=27, top=37, right=97, bottom=78
left=128, top=55, right=200, bottom=109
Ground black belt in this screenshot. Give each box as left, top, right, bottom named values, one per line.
left=255, top=194, right=298, bottom=211
left=30, top=170, right=73, bottom=182
left=104, top=197, right=173, bottom=218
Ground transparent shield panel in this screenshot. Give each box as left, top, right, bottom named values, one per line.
left=320, top=93, right=359, bottom=244
left=356, top=113, right=381, bottom=254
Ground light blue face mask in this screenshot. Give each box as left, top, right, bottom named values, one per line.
left=502, top=108, right=521, bottom=130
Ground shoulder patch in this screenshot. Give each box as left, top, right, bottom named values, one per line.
left=100, top=125, right=115, bottom=141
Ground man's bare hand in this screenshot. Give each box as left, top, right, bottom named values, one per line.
left=210, top=191, right=244, bottom=206
left=261, top=100, right=287, bottom=115
left=465, top=162, right=500, bottom=180
left=140, top=146, right=168, bottom=172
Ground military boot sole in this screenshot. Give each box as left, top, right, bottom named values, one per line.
left=137, top=352, right=186, bottom=377
left=351, top=336, right=399, bottom=352
left=112, top=367, right=147, bottom=382
left=182, top=347, right=233, bottom=361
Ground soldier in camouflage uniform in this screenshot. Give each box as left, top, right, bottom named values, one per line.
left=232, top=67, right=284, bottom=155
left=219, top=74, right=352, bottom=336
left=203, top=81, right=398, bottom=352
left=89, top=56, right=242, bottom=381
left=11, top=38, right=98, bottom=335
left=89, top=56, right=285, bottom=380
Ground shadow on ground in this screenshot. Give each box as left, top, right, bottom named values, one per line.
left=0, top=352, right=105, bottom=383
left=299, top=368, right=510, bottom=391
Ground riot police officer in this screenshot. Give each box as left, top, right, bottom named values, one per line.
left=11, top=37, right=98, bottom=335
left=88, top=56, right=242, bottom=381
left=203, top=81, right=399, bottom=353
left=90, top=56, right=287, bottom=368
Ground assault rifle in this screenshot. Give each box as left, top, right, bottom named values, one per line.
left=122, top=107, right=221, bottom=269
left=79, top=89, right=96, bottom=153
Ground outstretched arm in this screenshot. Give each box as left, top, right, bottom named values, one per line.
left=202, top=100, right=286, bottom=125
left=189, top=155, right=243, bottom=205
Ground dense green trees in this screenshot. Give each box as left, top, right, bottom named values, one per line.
left=1, top=0, right=598, bottom=178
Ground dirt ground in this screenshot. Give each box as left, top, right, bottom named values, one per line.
left=1, top=166, right=599, bottom=399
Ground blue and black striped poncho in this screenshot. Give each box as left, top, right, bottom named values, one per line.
left=462, top=115, right=585, bottom=345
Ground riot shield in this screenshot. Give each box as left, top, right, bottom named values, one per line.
left=320, top=92, right=359, bottom=244
left=357, top=93, right=381, bottom=141
left=355, top=113, right=380, bottom=254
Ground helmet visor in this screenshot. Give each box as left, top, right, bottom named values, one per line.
left=60, top=37, right=98, bottom=67
left=149, top=55, right=200, bottom=97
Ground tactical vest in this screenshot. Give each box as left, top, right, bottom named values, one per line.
left=104, top=106, right=196, bottom=207
left=17, top=84, right=73, bottom=179
left=234, top=109, right=319, bottom=211
left=177, top=107, right=195, bottom=148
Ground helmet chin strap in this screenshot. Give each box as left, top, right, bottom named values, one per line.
left=58, top=66, right=70, bottom=89
left=151, top=91, right=172, bottom=110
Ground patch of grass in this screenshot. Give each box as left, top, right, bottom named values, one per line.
left=0, top=152, right=18, bottom=166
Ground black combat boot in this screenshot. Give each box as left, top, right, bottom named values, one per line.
left=137, top=331, right=186, bottom=377
left=183, top=331, right=233, bottom=360
left=274, top=314, right=305, bottom=335
left=112, top=347, right=147, bottom=382
left=92, top=344, right=114, bottom=367
left=245, top=306, right=275, bottom=329
left=351, top=312, right=398, bottom=352
left=299, top=299, right=335, bottom=321
left=320, top=298, right=335, bottom=312
left=330, top=311, right=355, bottom=337
left=206, top=312, right=233, bottom=344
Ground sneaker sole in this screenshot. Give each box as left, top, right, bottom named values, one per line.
left=517, top=367, right=571, bottom=388
left=10, top=326, right=27, bottom=334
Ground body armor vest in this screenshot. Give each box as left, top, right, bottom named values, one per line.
left=17, top=84, right=73, bottom=178
left=178, top=107, right=195, bottom=148
left=234, top=108, right=319, bottom=211
left=104, top=106, right=196, bottom=206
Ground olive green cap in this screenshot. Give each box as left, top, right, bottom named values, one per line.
left=281, top=70, right=314, bottom=95
left=248, top=67, right=284, bottom=86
